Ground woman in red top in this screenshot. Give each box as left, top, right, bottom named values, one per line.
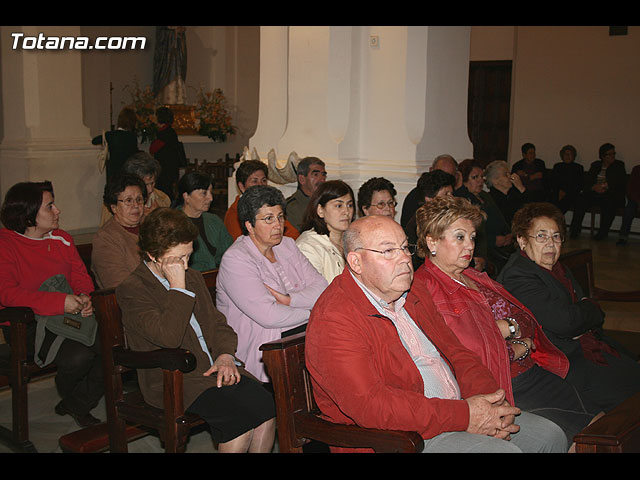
left=0, top=181, right=103, bottom=428
left=413, top=195, right=601, bottom=450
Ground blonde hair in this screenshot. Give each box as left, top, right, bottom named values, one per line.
left=415, top=196, right=485, bottom=258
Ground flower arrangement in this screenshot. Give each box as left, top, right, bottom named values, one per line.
left=122, top=78, right=160, bottom=143
left=194, top=87, right=237, bottom=142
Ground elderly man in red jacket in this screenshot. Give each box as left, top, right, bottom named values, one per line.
left=305, top=215, right=567, bottom=453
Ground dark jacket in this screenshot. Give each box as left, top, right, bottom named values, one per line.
left=497, top=252, right=604, bottom=359
left=551, top=162, right=584, bottom=199
left=511, top=158, right=548, bottom=201
left=583, top=159, right=627, bottom=206
left=150, top=125, right=186, bottom=198
left=92, top=130, right=139, bottom=180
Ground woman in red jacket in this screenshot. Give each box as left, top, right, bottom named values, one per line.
left=0, top=181, right=103, bottom=428
left=413, top=195, right=601, bottom=449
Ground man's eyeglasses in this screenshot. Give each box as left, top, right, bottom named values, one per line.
left=258, top=214, right=286, bottom=225
left=356, top=244, right=416, bottom=260
left=118, top=197, right=145, bottom=207
left=371, top=200, right=398, bottom=210
left=529, top=232, right=564, bottom=244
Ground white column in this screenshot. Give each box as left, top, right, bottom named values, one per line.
left=249, top=26, right=474, bottom=213
left=0, top=26, right=103, bottom=233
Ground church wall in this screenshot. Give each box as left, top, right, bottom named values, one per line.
left=471, top=26, right=640, bottom=171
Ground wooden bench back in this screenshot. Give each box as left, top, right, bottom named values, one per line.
left=260, top=332, right=424, bottom=453
left=559, top=248, right=594, bottom=297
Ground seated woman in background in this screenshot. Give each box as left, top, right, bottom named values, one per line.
left=99, top=152, right=170, bottom=226
left=511, top=142, right=548, bottom=203
left=0, top=181, right=103, bottom=428
left=485, top=160, right=531, bottom=226
left=91, top=174, right=146, bottom=289
left=455, top=159, right=513, bottom=274
left=295, top=180, right=355, bottom=284
left=116, top=208, right=275, bottom=452
left=550, top=145, right=584, bottom=214
left=123, top=152, right=172, bottom=216
left=224, top=160, right=299, bottom=241
left=413, top=196, right=600, bottom=449
left=498, top=202, right=640, bottom=413
left=357, top=177, right=398, bottom=219
left=216, top=185, right=327, bottom=383
left=569, top=142, right=627, bottom=240
left=174, top=171, right=233, bottom=272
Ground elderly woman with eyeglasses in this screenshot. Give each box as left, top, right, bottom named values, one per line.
left=454, top=159, right=515, bottom=274
left=498, top=202, right=640, bottom=413
left=216, top=185, right=327, bottom=383
left=91, top=173, right=147, bottom=289
left=357, top=177, right=398, bottom=218
left=412, top=196, right=601, bottom=449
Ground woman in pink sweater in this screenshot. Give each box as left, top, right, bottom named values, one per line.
left=216, top=185, right=327, bottom=383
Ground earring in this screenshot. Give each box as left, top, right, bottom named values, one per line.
left=431, top=250, right=437, bottom=256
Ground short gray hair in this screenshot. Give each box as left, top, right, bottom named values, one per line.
left=342, top=223, right=364, bottom=255
left=296, top=156, right=325, bottom=178
left=484, top=160, right=509, bottom=188
left=122, top=152, right=162, bottom=179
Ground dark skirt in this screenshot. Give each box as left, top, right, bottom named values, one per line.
left=186, top=376, right=275, bottom=444
left=566, top=341, right=640, bottom=413
left=512, top=364, right=597, bottom=446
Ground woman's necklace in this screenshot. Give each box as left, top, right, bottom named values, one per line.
left=450, top=273, right=477, bottom=291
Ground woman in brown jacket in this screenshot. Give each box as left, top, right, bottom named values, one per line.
left=92, top=174, right=146, bottom=289
left=116, top=207, right=275, bottom=452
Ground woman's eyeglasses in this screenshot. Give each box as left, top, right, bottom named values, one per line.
left=258, top=214, right=286, bottom=225
left=529, top=232, right=564, bottom=244
left=371, top=200, right=398, bottom=210
left=118, top=197, right=145, bottom=207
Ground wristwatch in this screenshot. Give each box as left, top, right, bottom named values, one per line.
left=504, top=316, right=520, bottom=340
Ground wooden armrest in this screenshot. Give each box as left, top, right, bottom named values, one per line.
left=113, top=346, right=197, bottom=373
left=259, top=331, right=306, bottom=352
left=0, top=307, right=35, bottom=325
left=594, top=287, right=640, bottom=303
left=295, top=412, right=424, bottom=453
left=574, top=392, right=640, bottom=453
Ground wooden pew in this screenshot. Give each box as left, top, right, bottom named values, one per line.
left=574, top=392, right=640, bottom=453
left=0, top=307, right=57, bottom=453
left=559, top=248, right=640, bottom=303
left=260, top=333, right=424, bottom=453
left=559, top=248, right=640, bottom=453
left=58, top=269, right=218, bottom=453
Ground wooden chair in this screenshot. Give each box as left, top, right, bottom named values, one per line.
left=90, top=288, right=205, bottom=453
left=201, top=269, right=218, bottom=305
left=59, top=271, right=220, bottom=453
left=557, top=248, right=640, bottom=452
left=0, top=307, right=56, bottom=453
left=260, top=332, right=424, bottom=453
left=559, top=248, right=640, bottom=303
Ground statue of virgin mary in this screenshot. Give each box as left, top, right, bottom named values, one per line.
left=153, top=26, right=187, bottom=105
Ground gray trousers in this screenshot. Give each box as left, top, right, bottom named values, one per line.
left=421, top=411, right=568, bottom=453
